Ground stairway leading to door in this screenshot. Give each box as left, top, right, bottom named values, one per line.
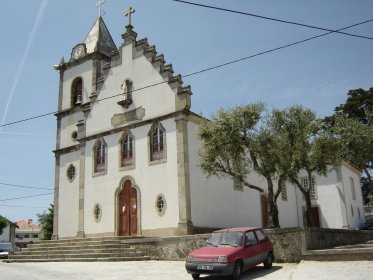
left=7, top=236, right=150, bottom=262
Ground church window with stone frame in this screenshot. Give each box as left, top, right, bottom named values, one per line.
left=149, top=122, right=166, bottom=162
left=93, top=138, right=107, bottom=174
left=119, top=131, right=134, bottom=168
left=71, top=77, right=83, bottom=107
left=155, top=194, right=166, bottom=216
left=93, top=203, right=102, bottom=222
left=67, top=164, right=76, bottom=182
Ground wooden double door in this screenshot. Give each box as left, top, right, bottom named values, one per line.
left=118, top=180, right=138, bottom=236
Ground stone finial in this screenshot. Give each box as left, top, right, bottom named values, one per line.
left=122, top=25, right=138, bottom=45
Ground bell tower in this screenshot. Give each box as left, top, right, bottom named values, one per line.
left=52, top=12, right=117, bottom=239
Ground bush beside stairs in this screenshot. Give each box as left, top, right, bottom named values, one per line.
left=7, top=237, right=150, bottom=262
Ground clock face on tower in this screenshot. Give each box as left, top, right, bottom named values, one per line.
left=72, top=44, right=86, bottom=60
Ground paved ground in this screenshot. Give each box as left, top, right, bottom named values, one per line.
left=1, top=260, right=372, bottom=280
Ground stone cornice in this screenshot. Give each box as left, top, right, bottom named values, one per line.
left=54, top=109, right=196, bottom=155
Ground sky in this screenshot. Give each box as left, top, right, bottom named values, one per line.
left=0, top=0, right=372, bottom=224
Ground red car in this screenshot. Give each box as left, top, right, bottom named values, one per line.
left=185, top=227, right=274, bottom=280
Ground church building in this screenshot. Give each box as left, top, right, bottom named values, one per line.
left=52, top=7, right=364, bottom=239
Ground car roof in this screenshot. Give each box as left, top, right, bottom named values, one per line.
left=214, top=227, right=261, bottom=233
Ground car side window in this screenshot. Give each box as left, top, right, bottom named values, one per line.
left=255, top=229, right=267, bottom=242
left=245, top=231, right=258, bottom=247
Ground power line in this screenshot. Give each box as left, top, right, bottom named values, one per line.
left=0, top=204, right=47, bottom=209
left=0, top=193, right=53, bottom=202
left=0, top=18, right=372, bottom=129
left=171, top=0, right=373, bottom=41
left=0, top=182, right=53, bottom=191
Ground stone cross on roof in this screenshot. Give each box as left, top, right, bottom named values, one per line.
left=125, top=6, right=135, bottom=26
left=96, top=0, right=106, bottom=17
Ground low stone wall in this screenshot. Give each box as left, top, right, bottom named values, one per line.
left=303, top=227, right=373, bottom=250
left=265, top=228, right=302, bottom=263
left=123, top=228, right=373, bottom=263
left=123, top=234, right=209, bottom=261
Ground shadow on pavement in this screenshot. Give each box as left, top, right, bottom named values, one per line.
left=193, top=265, right=284, bottom=279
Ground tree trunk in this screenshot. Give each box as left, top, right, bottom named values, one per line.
left=303, top=191, right=313, bottom=228
left=290, top=176, right=313, bottom=228
left=267, top=178, right=280, bottom=228
left=364, top=167, right=373, bottom=194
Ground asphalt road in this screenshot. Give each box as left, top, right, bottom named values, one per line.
left=1, top=260, right=372, bottom=280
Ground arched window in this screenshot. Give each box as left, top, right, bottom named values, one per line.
left=94, top=138, right=106, bottom=173
left=71, top=77, right=83, bottom=107
left=120, top=131, right=134, bottom=167
left=149, top=122, right=166, bottom=162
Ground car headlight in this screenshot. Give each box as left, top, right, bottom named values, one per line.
left=186, top=255, right=195, bottom=262
left=217, top=256, right=228, bottom=263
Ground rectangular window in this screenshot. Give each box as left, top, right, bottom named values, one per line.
left=233, top=179, right=243, bottom=191
left=350, top=177, right=356, bottom=200
left=301, top=176, right=317, bottom=199
left=281, top=181, right=288, bottom=201
left=33, top=234, right=38, bottom=238
left=24, top=234, right=29, bottom=238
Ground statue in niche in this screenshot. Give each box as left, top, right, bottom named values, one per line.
left=118, top=79, right=133, bottom=108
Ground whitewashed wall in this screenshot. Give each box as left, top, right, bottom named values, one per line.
left=58, top=152, right=80, bottom=237
left=340, top=164, right=365, bottom=229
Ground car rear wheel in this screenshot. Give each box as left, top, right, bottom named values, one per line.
left=232, top=261, right=241, bottom=280
left=263, top=252, right=273, bottom=269
left=191, top=274, right=200, bottom=280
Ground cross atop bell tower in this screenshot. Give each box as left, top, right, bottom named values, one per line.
left=125, top=6, right=135, bottom=26
left=96, top=0, right=106, bottom=17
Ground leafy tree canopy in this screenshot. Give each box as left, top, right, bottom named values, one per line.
left=37, top=204, right=54, bottom=240
left=335, top=87, right=373, bottom=125
left=0, top=215, right=8, bottom=235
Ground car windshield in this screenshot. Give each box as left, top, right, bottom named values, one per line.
left=206, top=231, right=243, bottom=247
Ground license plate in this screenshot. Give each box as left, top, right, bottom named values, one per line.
left=197, top=265, right=213, bottom=270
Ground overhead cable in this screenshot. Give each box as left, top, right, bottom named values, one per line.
left=0, top=182, right=53, bottom=191
left=0, top=193, right=53, bottom=202
left=0, top=18, right=372, bottom=129
left=171, top=0, right=373, bottom=41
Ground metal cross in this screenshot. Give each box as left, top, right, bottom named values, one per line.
left=125, top=6, right=135, bottom=26
left=96, top=0, right=106, bottom=17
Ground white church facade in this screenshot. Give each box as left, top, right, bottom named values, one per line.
left=52, top=9, right=364, bottom=239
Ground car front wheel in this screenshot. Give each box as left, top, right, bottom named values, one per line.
left=263, top=252, right=273, bottom=269
left=232, top=261, right=241, bottom=280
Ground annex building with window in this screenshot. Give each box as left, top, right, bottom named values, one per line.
left=52, top=8, right=364, bottom=239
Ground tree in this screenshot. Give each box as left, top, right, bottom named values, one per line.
left=326, top=115, right=373, bottom=195
left=37, top=204, right=54, bottom=240
left=270, top=106, right=341, bottom=227
left=198, top=103, right=282, bottom=228
left=332, top=87, right=373, bottom=196
left=334, top=87, right=373, bottom=125
left=0, top=215, right=8, bottom=235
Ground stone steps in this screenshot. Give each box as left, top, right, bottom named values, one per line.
left=8, top=236, right=149, bottom=263
left=301, top=241, right=373, bottom=261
